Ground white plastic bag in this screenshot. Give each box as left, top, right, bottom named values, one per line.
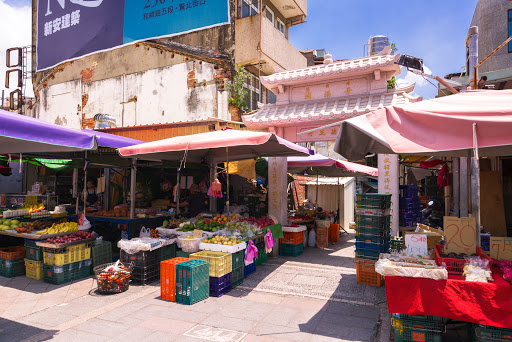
left=308, top=229, right=316, bottom=247
left=139, top=227, right=151, bottom=238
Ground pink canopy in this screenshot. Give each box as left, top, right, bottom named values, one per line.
left=334, top=90, right=512, bottom=160
left=119, top=129, right=311, bottom=162
left=287, top=154, right=378, bottom=177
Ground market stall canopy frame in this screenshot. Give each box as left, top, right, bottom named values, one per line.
left=287, top=154, right=378, bottom=177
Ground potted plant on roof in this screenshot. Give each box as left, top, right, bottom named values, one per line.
left=226, top=64, right=249, bottom=122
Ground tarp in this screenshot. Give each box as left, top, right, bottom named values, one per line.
left=82, top=129, right=143, bottom=149
left=334, top=90, right=512, bottom=160
left=119, top=129, right=312, bottom=163
left=288, top=154, right=378, bottom=177
left=0, top=109, right=96, bottom=153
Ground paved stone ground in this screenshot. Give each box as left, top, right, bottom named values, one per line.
left=0, top=230, right=393, bottom=342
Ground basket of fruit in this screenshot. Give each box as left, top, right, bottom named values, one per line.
left=200, top=236, right=246, bottom=253
left=177, top=235, right=206, bottom=253
left=94, top=260, right=133, bottom=294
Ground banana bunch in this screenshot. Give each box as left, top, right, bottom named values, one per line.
left=37, top=222, right=78, bottom=235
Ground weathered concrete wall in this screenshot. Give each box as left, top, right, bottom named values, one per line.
left=471, top=0, right=512, bottom=73
left=36, top=80, right=82, bottom=127
left=234, top=15, right=261, bottom=66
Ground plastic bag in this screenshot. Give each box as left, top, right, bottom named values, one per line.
left=308, top=229, right=316, bottom=247
left=139, top=227, right=151, bottom=238
left=245, top=240, right=258, bottom=266
left=264, top=229, right=274, bottom=254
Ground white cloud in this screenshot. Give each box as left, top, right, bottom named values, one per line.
left=396, top=65, right=433, bottom=89
left=0, top=0, right=33, bottom=102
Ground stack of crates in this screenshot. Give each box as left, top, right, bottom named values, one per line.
left=355, top=193, right=391, bottom=287
left=176, top=259, right=210, bottom=304
left=160, top=257, right=190, bottom=301
left=190, top=251, right=232, bottom=297
left=231, top=250, right=244, bottom=288
left=392, top=314, right=446, bottom=342
left=25, top=239, right=43, bottom=280
left=42, top=243, right=92, bottom=284
left=160, top=244, right=177, bottom=262
left=399, top=185, right=422, bottom=227
left=120, top=249, right=159, bottom=285
left=91, top=241, right=112, bottom=275
left=0, top=246, right=26, bottom=278
left=279, top=227, right=305, bottom=257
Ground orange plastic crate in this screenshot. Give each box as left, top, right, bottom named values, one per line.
left=0, top=246, right=26, bottom=260
left=316, top=227, right=329, bottom=248
left=280, top=231, right=304, bottom=245
left=355, top=258, right=384, bottom=287
left=328, top=224, right=340, bottom=242
left=160, top=257, right=190, bottom=301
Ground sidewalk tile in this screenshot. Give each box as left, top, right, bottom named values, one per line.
left=74, top=318, right=129, bottom=337
left=138, top=316, right=196, bottom=334
left=202, top=314, right=258, bottom=333
left=50, top=328, right=109, bottom=342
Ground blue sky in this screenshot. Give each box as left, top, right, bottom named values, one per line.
left=290, top=0, right=479, bottom=99
left=1, top=0, right=478, bottom=100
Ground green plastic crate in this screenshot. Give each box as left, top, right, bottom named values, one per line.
left=232, top=265, right=244, bottom=288
left=0, top=258, right=25, bottom=278
left=355, top=214, right=391, bottom=229
left=176, top=249, right=190, bottom=258
left=160, top=244, right=176, bottom=261
left=43, top=259, right=91, bottom=285
left=356, top=193, right=392, bottom=209
left=392, top=317, right=445, bottom=342
left=91, top=241, right=112, bottom=274
left=474, top=323, right=512, bottom=341
left=176, top=259, right=209, bottom=305
left=231, top=250, right=244, bottom=270
left=25, top=245, right=43, bottom=262
left=279, top=243, right=303, bottom=257
left=256, top=243, right=267, bottom=265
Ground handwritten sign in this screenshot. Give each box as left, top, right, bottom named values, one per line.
left=444, top=217, right=477, bottom=255
left=490, top=237, right=512, bottom=260
left=193, top=230, right=204, bottom=238
left=405, top=233, right=428, bottom=256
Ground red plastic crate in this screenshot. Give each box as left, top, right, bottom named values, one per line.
left=0, top=246, right=26, bottom=260
left=355, top=258, right=384, bottom=287
left=160, top=257, right=190, bottom=302
left=280, top=231, right=304, bottom=245
left=328, top=224, right=340, bottom=242
left=434, top=245, right=491, bottom=275
left=316, top=227, right=329, bottom=248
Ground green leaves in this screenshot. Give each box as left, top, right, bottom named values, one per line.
left=226, top=64, right=250, bottom=112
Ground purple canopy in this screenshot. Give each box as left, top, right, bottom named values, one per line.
left=0, top=109, right=96, bottom=153
left=82, top=129, right=143, bottom=148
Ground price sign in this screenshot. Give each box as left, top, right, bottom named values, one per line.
left=405, top=233, right=428, bottom=256
left=444, top=217, right=477, bottom=255
left=193, top=229, right=204, bottom=238
left=490, top=237, right=512, bottom=260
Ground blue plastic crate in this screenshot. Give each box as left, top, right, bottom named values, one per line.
left=400, top=218, right=420, bottom=228
left=399, top=185, right=419, bottom=199
left=244, top=258, right=256, bottom=277
left=355, top=241, right=390, bottom=253
left=210, top=272, right=232, bottom=297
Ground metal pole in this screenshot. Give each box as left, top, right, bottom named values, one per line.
left=83, top=152, right=87, bottom=214
left=104, top=168, right=110, bottom=211
left=453, top=158, right=460, bottom=217
left=471, top=156, right=481, bottom=247
left=460, top=157, right=468, bottom=217
left=129, top=158, right=136, bottom=219
left=226, top=147, right=230, bottom=217
left=209, top=162, right=217, bottom=212
left=467, top=26, right=479, bottom=89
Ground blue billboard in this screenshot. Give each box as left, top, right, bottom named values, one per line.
left=36, top=0, right=231, bottom=71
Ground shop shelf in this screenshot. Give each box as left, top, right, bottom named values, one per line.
left=43, top=243, right=91, bottom=266
left=355, top=241, right=390, bottom=253
left=43, top=259, right=91, bottom=285
left=356, top=234, right=391, bottom=245
left=356, top=215, right=391, bottom=229
left=244, top=257, right=256, bottom=277
left=355, top=258, right=384, bottom=287
left=131, top=264, right=159, bottom=285
left=232, top=266, right=244, bottom=288
left=0, top=258, right=25, bottom=278
left=91, top=241, right=112, bottom=274
left=120, top=249, right=159, bottom=268
left=316, top=227, right=329, bottom=248
left=190, top=251, right=232, bottom=277
left=0, top=246, right=26, bottom=260
left=25, top=244, right=43, bottom=262
left=399, top=185, right=419, bottom=199
left=434, top=245, right=491, bottom=275
left=474, top=323, right=512, bottom=341
left=356, top=194, right=392, bottom=209
left=176, top=259, right=210, bottom=305
left=160, top=244, right=177, bottom=262
left=256, top=243, right=267, bottom=265
left=280, top=231, right=304, bottom=245
left=279, top=242, right=303, bottom=257
left=328, top=224, right=340, bottom=243
left=392, top=317, right=445, bottom=342
left=210, top=272, right=232, bottom=297
left=231, top=250, right=244, bottom=270
left=94, top=261, right=133, bottom=294
left=176, top=249, right=191, bottom=258
left=160, top=257, right=190, bottom=302
left=25, top=259, right=43, bottom=280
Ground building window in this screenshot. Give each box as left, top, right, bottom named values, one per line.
left=509, top=10, right=512, bottom=53
left=240, top=0, right=259, bottom=18
left=265, top=7, right=274, bottom=25
left=268, top=90, right=276, bottom=104
left=244, top=73, right=261, bottom=111
left=277, top=18, right=285, bottom=35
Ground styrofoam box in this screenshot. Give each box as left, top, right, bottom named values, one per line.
left=282, top=225, right=307, bottom=233
left=199, top=241, right=247, bottom=253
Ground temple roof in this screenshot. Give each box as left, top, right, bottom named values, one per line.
left=242, top=84, right=421, bottom=128
left=260, top=54, right=402, bottom=89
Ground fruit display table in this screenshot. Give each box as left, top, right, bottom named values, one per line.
left=385, top=268, right=512, bottom=328
left=68, top=215, right=172, bottom=239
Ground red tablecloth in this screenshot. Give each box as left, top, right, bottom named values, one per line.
left=385, top=267, right=512, bottom=328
